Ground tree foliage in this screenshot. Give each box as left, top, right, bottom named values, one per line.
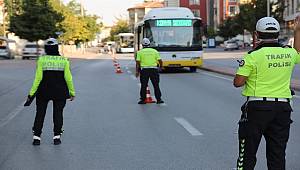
left=110, top=18, right=130, bottom=40
left=4, top=0, right=23, bottom=16
left=218, top=0, right=286, bottom=38
left=218, top=17, right=243, bottom=39
left=50, top=0, right=101, bottom=44
left=9, top=0, right=63, bottom=42
left=271, top=0, right=286, bottom=24
left=6, top=0, right=102, bottom=43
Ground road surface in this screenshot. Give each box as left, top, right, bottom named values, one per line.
left=0, top=54, right=300, bottom=170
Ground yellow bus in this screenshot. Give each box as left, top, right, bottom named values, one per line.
left=134, top=7, right=204, bottom=72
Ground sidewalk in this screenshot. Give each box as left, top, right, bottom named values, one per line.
left=200, top=64, right=300, bottom=91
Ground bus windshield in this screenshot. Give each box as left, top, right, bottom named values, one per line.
left=144, top=19, right=202, bottom=48
left=117, top=35, right=134, bottom=48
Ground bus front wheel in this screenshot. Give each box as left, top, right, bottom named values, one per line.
left=190, top=67, right=197, bottom=72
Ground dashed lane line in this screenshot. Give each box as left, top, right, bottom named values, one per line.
left=294, top=95, right=300, bottom=99
left=201, top=72, right=232, bottom=81
left=130, top=75, right=137, bottom=80
left=174, top=117, right=203, bottom=136
left=0, top=103, right=24, bottom=128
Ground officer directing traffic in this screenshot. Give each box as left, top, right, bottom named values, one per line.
left=26, top=38, right=75, bottom=145
left=136, top=38, right=164, bottom=104
left=233, top=17, right=300, bottom=170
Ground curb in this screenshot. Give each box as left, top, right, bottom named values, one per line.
left=199, top=65, right=300, bottom=91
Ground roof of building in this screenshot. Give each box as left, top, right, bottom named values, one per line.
left=128, top=2, right=164, bottom=11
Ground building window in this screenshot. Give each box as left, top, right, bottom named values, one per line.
left=192, top=10, right=200, bottom=17
left=189, top=0, right=200, bottom=5
left=229, top=5, right=237, bottom=16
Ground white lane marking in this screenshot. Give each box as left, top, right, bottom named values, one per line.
left=174, top=117, right=203, bottom=136
left=125, top=66, right=129, bottom=70
left=294, top=95, right=300, bottom=99
left=0, top=103, right=24, bottom=128
left=201, top=72, right=232, bottom=81
left=158, top=103, right=167, bottom=107
left=127, top=70, right=132, bottom=74
left=130, top=75, right=137, bottom=80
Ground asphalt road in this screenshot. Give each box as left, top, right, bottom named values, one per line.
left=0, top=54, right=300, bottom=170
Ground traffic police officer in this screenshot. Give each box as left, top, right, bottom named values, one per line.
left=27, top=38, right=75, bottom=145
left=234, top=17, right=300, bottom=170
left=136, top=38, right=164, bottom=104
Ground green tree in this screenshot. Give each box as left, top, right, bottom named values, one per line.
left=9, top=0, right=63, bottom=42
left=66, top=0, right=85, bottom=16
left=218, top=17, right=243, bottom=39
left=50, top=0, right=101, bottom=44
left=4, top=0, right=23, bottom=16
left=271, top=0, right=286, bottom=24
left=110, top=18, right=130, bottom=41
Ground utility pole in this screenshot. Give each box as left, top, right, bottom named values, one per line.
left=80, top=0, right=84, bottom=16
left=267, top=0, right=270, bottom=17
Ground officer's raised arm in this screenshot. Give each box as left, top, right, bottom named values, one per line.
left=294, top=15, right=300, bottom=52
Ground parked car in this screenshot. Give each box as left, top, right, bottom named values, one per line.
left=202, top=40, right=207, bottom=48
left=22, top=43, right=45, bottom=59
left=0, top=37, right=16, bottom=59
left=0, top=46, right=9, bottom=59
left=224, top=40, right=239, bottom=51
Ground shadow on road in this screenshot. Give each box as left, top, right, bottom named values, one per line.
left=161, top=68, right=195, bottom=74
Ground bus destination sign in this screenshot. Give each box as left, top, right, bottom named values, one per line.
left=156, top=19, right=192, bottom=27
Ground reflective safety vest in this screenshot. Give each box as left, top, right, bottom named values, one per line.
left=236, top=43, right=300, bottom=98
left=29, top=55, right=75, bottom=99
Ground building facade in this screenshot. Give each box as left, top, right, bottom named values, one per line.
left=164, top=0, right=241, bottom=30
left=284, top=0, right=300, bottom=37
left=164, top=0, right=180, bottom=7
left=128, top=1, right=164, bottom=32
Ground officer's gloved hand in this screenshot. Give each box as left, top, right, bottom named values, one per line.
left=158, top=67, right=163, bottom=73
left=69, top=96, right=75, bottom=101
left=291, top=90, right=296, bottom=96
left=24, top=95, right=34, bottom=106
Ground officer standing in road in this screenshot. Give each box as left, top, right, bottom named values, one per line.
left=233, top=17, right=300, bottom=170
left=26, top=38, right=75, bottom=145
left=136, top=38, right=164, bottom=104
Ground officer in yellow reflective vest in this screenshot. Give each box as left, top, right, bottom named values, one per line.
left=234, top=17, right=300, bottom=170
left=26, top=38, right=75, bottom=145
left=136, top=38, right=164, bottom=104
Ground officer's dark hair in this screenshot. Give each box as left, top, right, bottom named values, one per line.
left=45, top=45, right=60, bottom=56
left=257, top=31, right=279, bottom=39
left=142, top=44, right=150, bottom=48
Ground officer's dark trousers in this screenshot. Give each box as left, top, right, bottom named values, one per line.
left=32, top=97, right=66, bottom=136
left=140, top=68, right=162, bottom=101
left=237, top=101, right=293, bottom=170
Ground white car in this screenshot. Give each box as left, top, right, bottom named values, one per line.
left=224, top=40, right=239, bottom=51
left=22, top=44, right=45, bottom=59
left=0, top=46, right=9, bottom=59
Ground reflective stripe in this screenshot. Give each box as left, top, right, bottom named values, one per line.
left=53, top=135, right=61, bottom=140
left=247, top=97, right=289, bottom=102
left=33, top=136, right=41, bottom=140
left=141, top=66, right=158, bottom=69
left=43, top=67, right=64, bottom=71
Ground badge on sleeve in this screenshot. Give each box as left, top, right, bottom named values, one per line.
left=237, top=60, right=245, bottom=67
